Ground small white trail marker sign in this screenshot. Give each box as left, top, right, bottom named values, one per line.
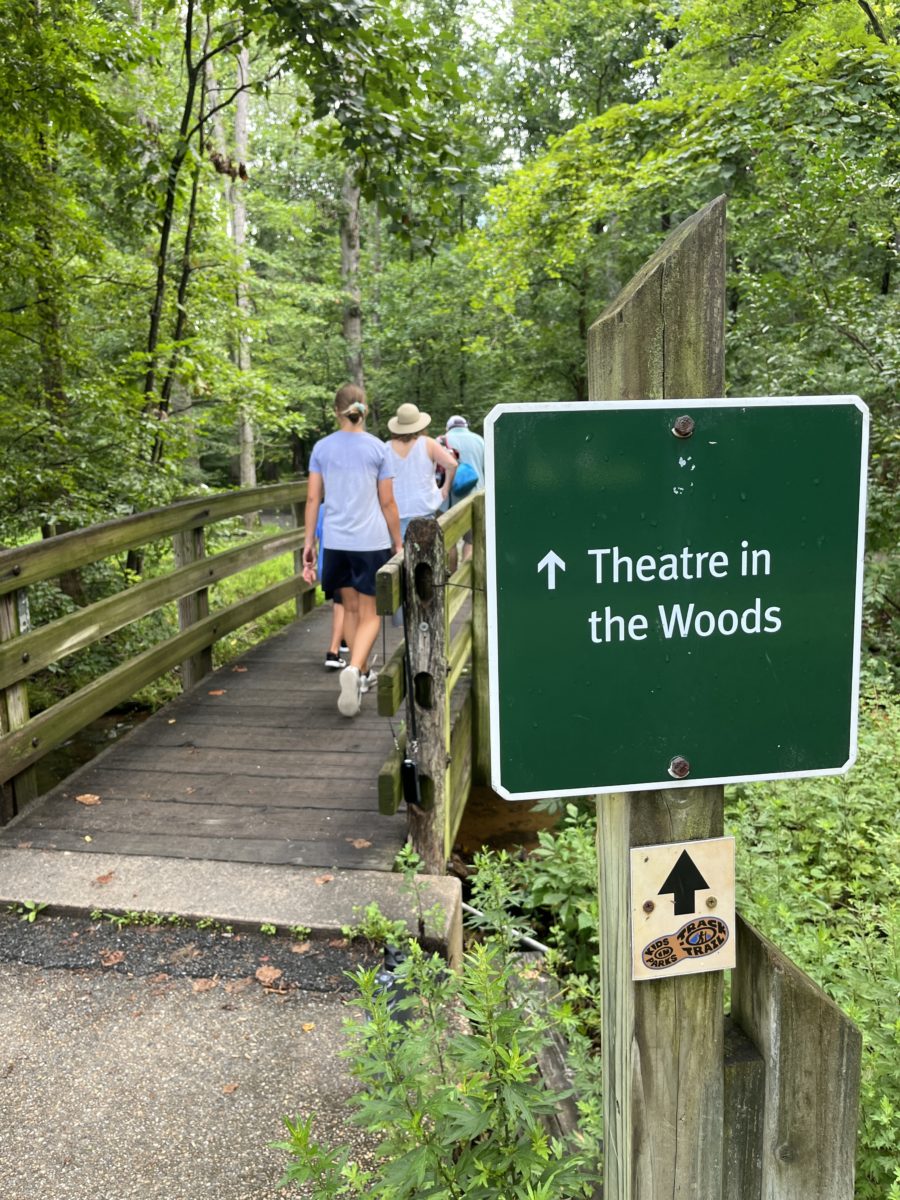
left=630, top=836, right=736, bottom=981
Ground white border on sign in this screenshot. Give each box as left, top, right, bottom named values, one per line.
left=484, top=396, right=870, bottom=801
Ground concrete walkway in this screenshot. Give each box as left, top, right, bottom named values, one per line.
left=0, top=949, right=369, bottom=1199
left=0, top=851, right=462, bottom=1199
left=0, top=847, right=462, bottom=958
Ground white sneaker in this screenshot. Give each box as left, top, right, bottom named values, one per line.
left=337, top=666, right=362, bottom=717
left=359, top=668, right=378, bottom=694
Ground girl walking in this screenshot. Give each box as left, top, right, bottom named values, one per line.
left=385, top=402, right=458, bottom=535
left=302, top=385, right=402, bottom=718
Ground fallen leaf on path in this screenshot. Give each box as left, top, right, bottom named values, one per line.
left=291, top=942, right=311, bottom=955
left=100, top=949, right=125, bottom=967
left=75, top=793, right=101, bottom=806
left=208, top=689, right=226, bottom=696
left=347, top=838, right=371, bottom=849
left=255, top=966, right=283, bottom=987
left=17, top=842, right=32, bottom=849
left=301, top=1023, right=316, bottom=1033
left=192, top=977, right=218, bottom=993
left=167, top=718, right=177, bottom=724
left=222, top=1082, right=239, bottom=1095
left=168, top=943, right=201, bottom=963
left=148, top=972, right=170, bottom=984
left=83, top=836, right=93, bottom=843
left=231, top=666, right=248, bottom=673
left=93, top=871, right=115, bottom=886
left=328, top=938, right=348, bottom=949
left=314, top=873, right=334, bottom=886
left=223, top=977, right=252, bottom=994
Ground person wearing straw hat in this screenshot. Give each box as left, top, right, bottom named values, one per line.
left=385, top=403, right=458, bottom=538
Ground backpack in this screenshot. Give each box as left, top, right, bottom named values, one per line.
left=451, top=460, right=478, bottom=500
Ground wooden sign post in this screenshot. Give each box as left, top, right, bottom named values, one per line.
left=482, top=195, right=863, bottom=1199
left=588, top=197, right=729, bottom=1200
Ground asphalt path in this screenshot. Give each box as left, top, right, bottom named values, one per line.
left=0, top=913, right=382, bottom=1200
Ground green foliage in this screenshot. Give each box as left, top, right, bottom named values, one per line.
left=259, top=922, right=277, bottom=936
left=275, top=938, right=599, bottom=1198
left=470, top=690, right=898, bottom=1197
left=7, top=900, right=49, bottom=924
left=89, top=908, right=188, bottom=929
left=506, top=804, right=599, bottom=975
left=728, top=688, right=900, bottom=1199
left=341, top=902, right=408, bottom=950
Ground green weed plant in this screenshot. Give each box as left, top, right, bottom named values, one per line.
left=276, top=937, right=599, bottom=1199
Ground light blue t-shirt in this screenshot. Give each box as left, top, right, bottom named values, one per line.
left=309, top=430, right=394, bottom=551
left=446, top=427, right=486, bottom=491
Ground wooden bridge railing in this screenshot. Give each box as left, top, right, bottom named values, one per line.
left=0, top=482, right=311, bottom=821
left=375, top=491, right=489, bottom=874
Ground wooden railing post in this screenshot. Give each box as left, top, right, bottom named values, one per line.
left=404, top=516, right=449, bottom=874
left=470, top=492, right=490, bottom=786
left=588, top=195, right=727, bottom=1200
left=0, top=587, right=39, bottom=820
left=173, top=524, right=213, bottom=691
left=730, top=917, right=861, bottom=1199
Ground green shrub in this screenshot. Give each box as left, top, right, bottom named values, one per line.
left=464, top=689, right=899, bottom=1198
left=727, top=688, right=900, bottom=1199
left=276, top=937, right=600, bottom=1199
left=468, top=805, right=598, bottom=976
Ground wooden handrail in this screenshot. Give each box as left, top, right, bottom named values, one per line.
left=0, top=482, right=306, bottom=595
left=0, top=483, right=309, bottom=815
left=0, top=528, right=304, bottom=691
left=0, top=575, right=312, bottom=784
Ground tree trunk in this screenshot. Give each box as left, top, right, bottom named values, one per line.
left=144, top=0, right=199, bottom=407
left=232, top=44, right=256, bottom=496
left=340, top=165, right=365, bottom=389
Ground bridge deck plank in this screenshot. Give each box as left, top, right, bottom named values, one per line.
left=0, top=607, right=408, bottom=871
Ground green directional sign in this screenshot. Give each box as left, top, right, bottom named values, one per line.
left=485, top=397, right=869, bottom=800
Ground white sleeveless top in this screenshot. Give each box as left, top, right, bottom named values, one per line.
left=386, top=437, right=442, bottom=520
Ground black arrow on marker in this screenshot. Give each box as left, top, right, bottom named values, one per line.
left=658, top=850, right=710, bottom=915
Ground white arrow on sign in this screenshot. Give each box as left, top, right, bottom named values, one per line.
left=537, top=550, right=566, bottom=590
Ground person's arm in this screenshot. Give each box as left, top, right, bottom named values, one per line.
left=378, top=477, right=403, bottom=554
left=302, top=472, right=324, bottom=583
left=429, top=437, right=458, bottom=501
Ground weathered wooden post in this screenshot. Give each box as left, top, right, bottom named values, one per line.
left=173, top=524, right=213, bottom=691
left=470, top=492, right=491, bottom=786
left=586, top=195, right=728, bottom=1200
left=0, top=586, right=39, bottom=821
left=403, top=516, right=450, bottom=874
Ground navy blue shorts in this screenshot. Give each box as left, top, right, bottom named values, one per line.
left=321, top=548, right=393, bottom=599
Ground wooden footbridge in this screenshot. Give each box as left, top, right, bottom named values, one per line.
left=0, top=487, right=488, bottom=876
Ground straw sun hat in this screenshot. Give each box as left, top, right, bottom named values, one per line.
left=388, top=403, right=431, bottom=436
